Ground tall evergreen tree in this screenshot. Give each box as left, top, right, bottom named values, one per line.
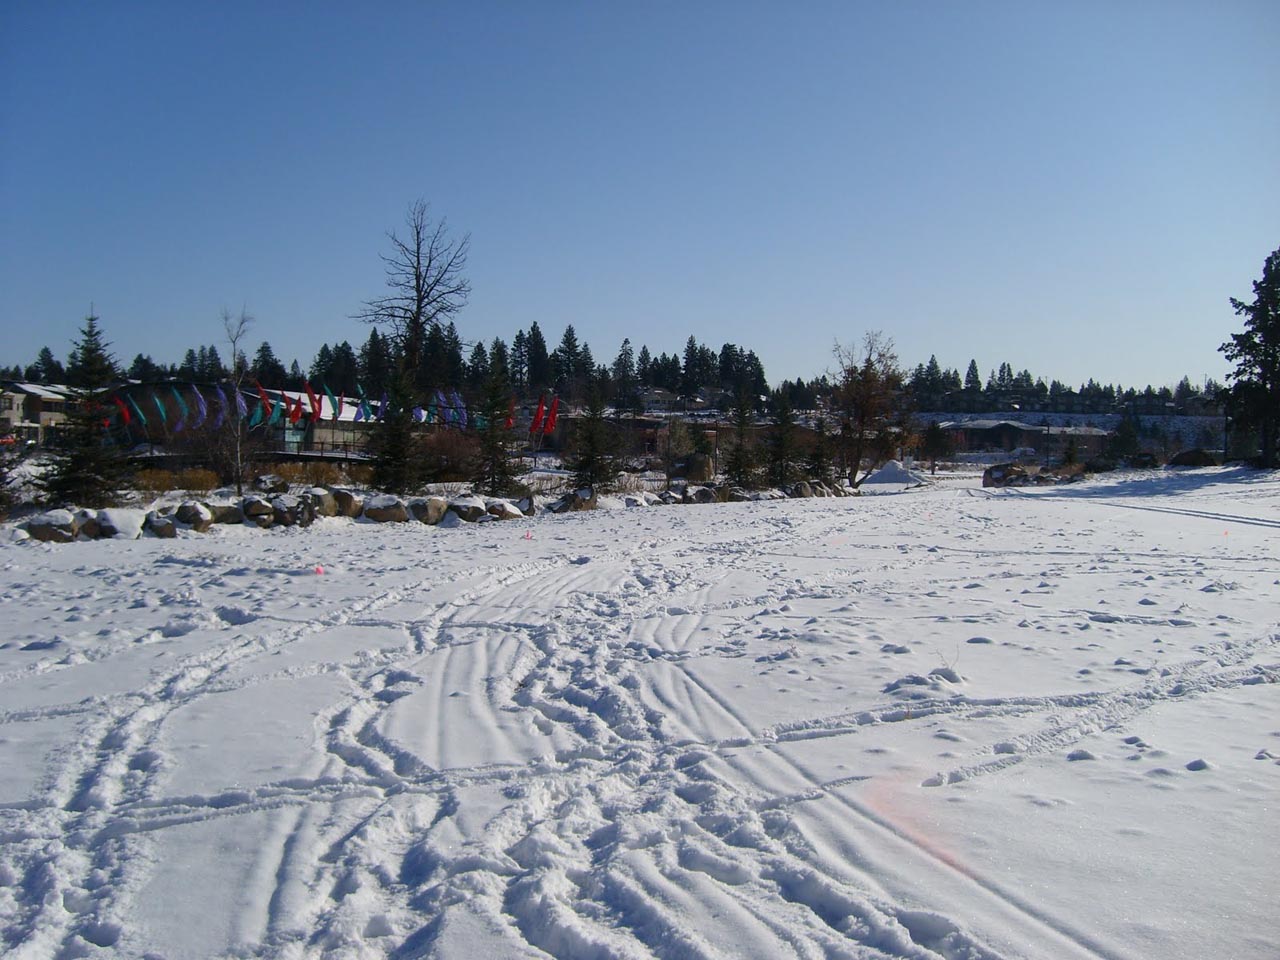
left=964, top=360, right=982, bottom=392
left=250, top=342, right=288, bottom=386
left=442, top=322, right=466, bottom=387
left=724, top=389, right=758, bottom=489
left=489, top=337, right=511, bottom=386
left=612, top=338, right=638, bottom=410
left=568, top=387, right=620, bottom=491
left=31, top=346, right=66, bottom=384
left=510, top=330, right=529, bottom=391
left=39, top=314, right=132, bottom=506
left=127, top=353, right=163, bottom=381
left=1221, top=245, right=1280, bottom=467
left=552, top=325, right=581, bottom=396
left=466, top=341, right=490, bottom=393
left=310, top=344, right=335, bottom=384
left=806, top=417, right=834, bottom=486
left=330, top=341, right=360, bottom=395
left=198, top=345, right=226, bottom=380
left=367, top=372, right=421, bottom=494
left=358, top=330, right=394, bottom=395
left=526, top=322, right=551, bottom=390
left=636, top=345, right=652, bottom=386
left=473, top=364, right=519, bottom=496
left=765, top=391, right=801, bottom=488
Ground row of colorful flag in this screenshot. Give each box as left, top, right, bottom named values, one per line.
left=104, top=384, right=564, bottom=435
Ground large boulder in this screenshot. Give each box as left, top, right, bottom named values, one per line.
left=684, top=486, right=717, bottom=505
left=72, top=508, right=101, bottom=540
left=447, top=494, right=488, bottom=523
left=272, top=494, right=315, bottom=528
left=363, top=495, right=409, bottom=523
left=409, top=496, right=449, bottom=525
left=97, top=508, right=146, bottom=540
left=307, top=487, right=338, bottom=517
left=175, top=501, right=214, bottom=533
left=549, top=488, right=598, bottom=514
left=331, top=488, right=363, bottom=518
left=241, top=496, right=275, bottom=528
left=658, top=490, right=682, bottom=505
left=1169, top=449, right=1220, bottom=467
left=486, top=498, right=524, bottom=520
left=982, top=463, right=1028, bottom=488
left=791, top=481, right=814, bottom=498
left=208, top=503, right=243, bottom=525
left=253, top=474, right=289, bottom=494
left=145, top=511, right=178, bottom=538
left=727, top=487, right=752, bottom=502
left=26, top=509, right=76, bottom=543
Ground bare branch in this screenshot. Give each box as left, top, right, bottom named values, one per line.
left=355, top=201, right=470, bottom=378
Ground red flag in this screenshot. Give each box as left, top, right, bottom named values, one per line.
left=543, top=396, right=560, bottom=434
left=256, top=381, right=272, bottom=416
left=113, top=396, right=131, bottom=425
left=305, top=381, right=322, bottom=421
left=529, top=395, right=545, bottom=434
left=289, top=395, right=304, bottom=425
left=504, top=396, right=515, bottom=429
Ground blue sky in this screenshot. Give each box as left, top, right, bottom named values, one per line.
left=2, top=1, right=1277, bottom=390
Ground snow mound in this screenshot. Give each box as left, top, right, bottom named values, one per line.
left=862, top=460, right=927, bottom=485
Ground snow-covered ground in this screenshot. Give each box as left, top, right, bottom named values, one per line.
left=1, top=468, right=1276, bottom=959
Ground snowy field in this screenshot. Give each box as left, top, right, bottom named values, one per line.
left=1, top=468, right=1276, bottom=960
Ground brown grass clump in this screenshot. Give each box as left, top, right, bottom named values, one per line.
left=135, top=469, right=177, bottom=494
left=346, top=464, right=375, bottom=487
left=176, top=468, right=219, bottom=493
left=272, top=461, right=345, bottom=488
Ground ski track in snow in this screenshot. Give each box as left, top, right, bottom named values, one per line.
left=0, top=469, right=1277, bottom=959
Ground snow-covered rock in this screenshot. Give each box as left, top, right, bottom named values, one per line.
left=447, top=495, right=488, bottom=522
left=363, top=495, right=409, bottom=523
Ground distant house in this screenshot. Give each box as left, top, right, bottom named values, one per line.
left=0, top=381, right=73, bottom=444
left=941, top=418, right=1110, bottom=459
left=941, top=419, right=1044, bottom=453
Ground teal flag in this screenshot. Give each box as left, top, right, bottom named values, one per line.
left=323, top=383, right=341, bottom=420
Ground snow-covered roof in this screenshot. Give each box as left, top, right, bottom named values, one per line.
left=4, top=382, right=71, bottom=400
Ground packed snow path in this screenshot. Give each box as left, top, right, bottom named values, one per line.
left=0, top=468, right=1276, bottom=959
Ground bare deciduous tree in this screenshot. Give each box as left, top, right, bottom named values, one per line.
left=355, top=200, right=470, bottom=381
left=222, top=307, right=253, bottom=495
left=832, top=331, right=911, bottom=488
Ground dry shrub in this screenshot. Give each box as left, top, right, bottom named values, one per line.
left=346, top=464, right=375, bottom=487
left=135, top=469, right=177, bottom=494
left=272, top=461, right=345, bottom=488
left=176, top=468, right=219, bottom=493
left=420, top=430, right=481, bottom=483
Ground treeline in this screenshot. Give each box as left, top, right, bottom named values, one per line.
left=5, top=323, right=770, bottom=410
left=6, top=335, right=1222, bottom=418
left=901, top=356, right=1224, bottom=415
